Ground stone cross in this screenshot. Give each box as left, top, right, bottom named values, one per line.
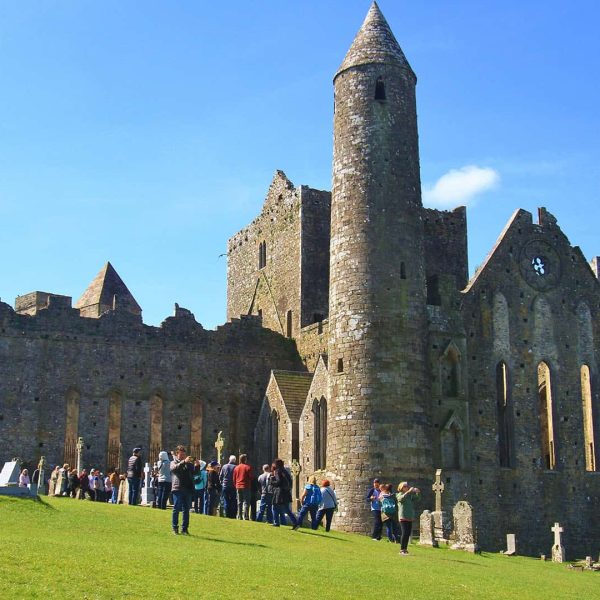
left=551, top=522, right=565, bottom=563
left=76, top=437, right=84, bottom=473
left=214, top=431, right=224, bottom=464
left=551, top=522, right=563, bottom=547
left=38, top=456, right=47, bottom=495
left=291, top=460, right=301, bottom=509
left=432, top=468, right=444, bottom=512
left=141, top=462, right=155, bottom=506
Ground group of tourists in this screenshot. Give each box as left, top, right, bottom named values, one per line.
left=152, top=445, right=338, bottom=536
left=366, top=478, right=420, bottom=555
left=45, top=463, right=121, bottom=502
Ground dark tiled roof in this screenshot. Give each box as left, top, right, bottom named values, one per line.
left=272, top=370, right=313, bottom=421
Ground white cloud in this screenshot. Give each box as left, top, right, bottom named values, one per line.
left=423, top=165, right=500, bottom=208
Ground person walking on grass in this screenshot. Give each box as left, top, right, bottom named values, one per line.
left=233, top=454, right=253, bottom=520
left=170, top=445, right=195, bottom=535
left=219, top=455, right=238, bottom=519
left=126, top=447, right=143, bottom=506
left=313, top=479, right=337, bottom=532
left=366, top=478, right=383, bottom=540
left=294, top=475, right=322, bottom=530
left=397, top=482, right=420, bottom=555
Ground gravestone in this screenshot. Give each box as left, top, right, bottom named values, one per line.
left=431, top=468, right=450, bottom=544
left=36, top=456, right=48, bottom=495
left=117, top=477, right=129, bottom=504
left=551, top=523, right=565, bottom=563
left=140, top=462, right=155, bottom=506
left=76, top=437, right=84, bottom=474
left=450, top=501, right=478, bottom=553
left=585, top=556, right=593, bottom=570
left=0, top=460, right=20, bottom=486
left=505, top=533, right=517, bottom=556
left=0, top=459, right=31, bottom=497
left=419, top=510, right=437, bottom=547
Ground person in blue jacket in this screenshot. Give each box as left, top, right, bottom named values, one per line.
left=366, top=478, right=382, bottom=540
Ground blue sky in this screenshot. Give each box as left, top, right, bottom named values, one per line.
left=0, top=1, right=598, bottom=328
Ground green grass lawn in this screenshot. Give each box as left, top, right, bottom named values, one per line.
left=0, top=496, right=596, bottom=599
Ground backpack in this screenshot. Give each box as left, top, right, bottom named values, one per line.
left=305, top=484, right=322, bottom=505
left=310, top=485, right=322, bottom=505
left=381, top=495, right=396, bottom=516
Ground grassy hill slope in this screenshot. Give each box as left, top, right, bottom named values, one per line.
left=0, top=496, right=595, bottom=599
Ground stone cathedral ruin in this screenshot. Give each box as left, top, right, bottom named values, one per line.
left=1, top=3, right=598, bottom=556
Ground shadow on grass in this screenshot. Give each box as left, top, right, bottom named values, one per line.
left=295, top=530, right=350, bottom=542
left=194, top=536, right=269, bottom=548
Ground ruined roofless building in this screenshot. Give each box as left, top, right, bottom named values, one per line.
left=0, top=3, right=599, bottom=556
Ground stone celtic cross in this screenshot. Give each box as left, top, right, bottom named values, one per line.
left=432, top=468, right=445, bottom=512
left=551, top=522, right=563, bottom=547
left=214, top=431, right=224, bottom=464
left=76, top=437, right=84, bottom=473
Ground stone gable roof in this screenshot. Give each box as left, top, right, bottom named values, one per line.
left=271, top=370, right=313, bottom=421
left=75, top=262, right=142, bottom=314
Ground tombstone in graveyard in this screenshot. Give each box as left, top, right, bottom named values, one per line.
left=141, top=462, right=155, bottom=506
left=431, top=468, right=450, bottom=544
left=419, top=510, right=437, bottom=547
left=290, top=460, right=301, bottom=510
left=551, top=522, right=565, bottom=563
left=117, top=476, right=129, bottom=504
left=0, top=458, right=31, bottom=497
left=214, top=431, right=224, bottom=465
left=0, top=458, right=21, bottom=486
left=55, top=463, right=69, bottom=497
left=450, top=501, right=478, bottom=553
left=504, top=533, right=517, bottom=556
left=585, top=556, right=593, bottom=570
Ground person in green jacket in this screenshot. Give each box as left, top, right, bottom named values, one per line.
left=396, top=482, right=420, bottom=555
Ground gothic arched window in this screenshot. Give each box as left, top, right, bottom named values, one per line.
left=538, top=362, right=557, bottom=470
left=496, top=361, right=514, bottom=468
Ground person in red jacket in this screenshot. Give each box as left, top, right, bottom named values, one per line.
left=233, top=454, right=254, bottom=520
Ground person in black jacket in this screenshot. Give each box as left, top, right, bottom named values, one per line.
left=170, top=445, right=195, bottom=535
left=204, top=461, right=221, bottom=516
left=269, top=458, right=298, bottom=528
left=126, top=447, right=143, bottom=506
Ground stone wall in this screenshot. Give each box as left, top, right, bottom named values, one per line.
left=227, top=171, right=302, bottom=338
left=0, top=301, right=302, bottom=472
left=461, top=208, right=600, bottom=557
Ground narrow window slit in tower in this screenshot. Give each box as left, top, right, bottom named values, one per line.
left=337, top=358, right=344, bottom=373
left=375, top=77, right=386, bottom=101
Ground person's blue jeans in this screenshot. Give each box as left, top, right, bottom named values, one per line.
left=296, top=503, right=318, bottom=528
left=221, top=488, right=237, bottom=519
left=315, top=507, right=335, bottom=531
left=127, top=477, right=141, bottom=505
left=193, top=488, right=205, bottom=513
left=111, top=487, right=119, bottom=504
left=172, top=490, right=192, bottom=532
left=156, top=481, right=171, bottom=510
left=256, top=494, right=273, bottom=523
left=272, top=503, right=297, bottom=527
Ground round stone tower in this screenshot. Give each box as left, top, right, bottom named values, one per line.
left=327, top=2, right=432, bottom=532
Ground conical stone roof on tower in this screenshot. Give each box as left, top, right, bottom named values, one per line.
left=75, top=262, right=142, bottom=318
left=336, top=1, right=415, bottom=79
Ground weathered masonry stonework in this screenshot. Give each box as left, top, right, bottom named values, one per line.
left=1, top=2, right=598, bottom=557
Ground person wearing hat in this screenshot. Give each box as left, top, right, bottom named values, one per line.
left=193, top=459, right=208, bottom=514
left=204, top=461, right=221, bottom=516
left=126, top=447, right=143, bottom=505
